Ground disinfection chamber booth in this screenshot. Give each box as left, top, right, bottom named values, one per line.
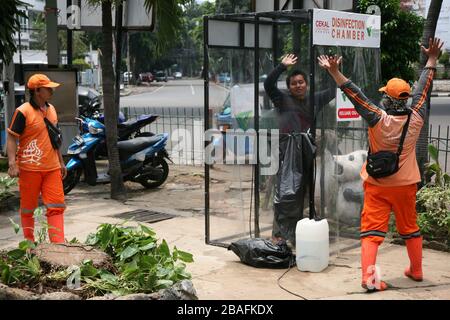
left=204, top=8, right=381, bottom=255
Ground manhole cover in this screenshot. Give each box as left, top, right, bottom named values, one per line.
left=113, top=209, right=175, bottom=223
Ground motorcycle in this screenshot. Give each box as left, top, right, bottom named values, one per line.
left=84, top=112, right=159, bottom=158
left=63, top=116, right=171, bottom=195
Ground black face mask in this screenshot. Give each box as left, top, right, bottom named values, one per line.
left=381, top=94, right=410, bottom=115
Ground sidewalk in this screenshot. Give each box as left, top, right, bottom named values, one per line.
left=1, top=166, right=450, bottom=300
left=431, top=91, right=450, bottom=97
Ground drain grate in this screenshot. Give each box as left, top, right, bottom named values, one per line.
left=113, top=209, right=175, bottom=223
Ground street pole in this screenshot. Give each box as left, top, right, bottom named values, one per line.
left=2, top=62, right=15, bottom=155
left=46, top=0, right=59, bottom=65
left=67, top=0, right=73, bottom=65
left=115, top=0, right=124, bottom=119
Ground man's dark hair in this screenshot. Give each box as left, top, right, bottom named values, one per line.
left=286, top=69, right=308, bottom=88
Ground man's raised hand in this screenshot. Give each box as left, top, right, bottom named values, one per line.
left=281, top=54, right=298, bottom=67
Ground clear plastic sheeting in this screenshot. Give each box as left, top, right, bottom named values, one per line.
left=206, top=48, right=258, bottom=245
left=205, top=10, right=381, bottom=255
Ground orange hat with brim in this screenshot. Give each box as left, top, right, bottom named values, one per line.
left=27, top=74, right=61, bottom=90
left=379, top=78, right=410, bottom=100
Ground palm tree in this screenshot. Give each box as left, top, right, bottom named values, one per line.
left=0, top=0, right=28, bottom=63
left=90, top=0, right=189, bottom=200
left=416, top=0, right=443, bottom=184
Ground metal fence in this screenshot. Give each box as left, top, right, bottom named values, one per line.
left=122, top=106, right=205, bottom=166
left=429, top=124, right=450, bottom=172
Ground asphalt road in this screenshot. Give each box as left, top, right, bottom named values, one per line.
left=121, top=80, right=450, bottom=129
left=430, top=96, right=450, bottom=128
left=120, top=79, right=229, bottom=109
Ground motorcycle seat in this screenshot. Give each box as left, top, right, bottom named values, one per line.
left=118, top=136, right=161, bottom=156
left=118, top=119, right=138, bottom=128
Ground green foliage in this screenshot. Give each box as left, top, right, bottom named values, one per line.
left=82, top=223, right=193, bottom=295
left=29, top=11, right=46, bottom=50
left=72, top=58, right=91, bottom=71
left=0, top=0, right=29, bottom=63
left=58, top=31, right=89, bottom=59
left=0, top=222, right=194, bottom=297
left=416, top=186, right=450, bottom=241
left=358, top=0, right=424, bottom=83
left=439, top=51, right=450, bottom=66
left=0, top=176, right=17, bottom=202
left=142, top=0, right=192, bottom=57
left=0, top=240, right=41, bottom=286
left=416, top=144, right=450, bottom=243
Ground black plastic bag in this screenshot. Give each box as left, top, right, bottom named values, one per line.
left=278, top=135, right=302, bottom=200
left=228, top=238, right=294, bottom=269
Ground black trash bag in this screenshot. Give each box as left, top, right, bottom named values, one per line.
left=272, top=134, right=305, bottom=243
left=272, top=133, right=318, bottom=243
left=228, top=238, right=294, bottom=269
left=278, top=134, right=302, bottom=200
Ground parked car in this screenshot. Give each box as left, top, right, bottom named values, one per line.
left=138, top=72, right=154, bottom=83
left=155, top=71, right=168, bottom=82
left=218, top=73, right=231, bottom=83
left=173, top=71, right=182, bottom=80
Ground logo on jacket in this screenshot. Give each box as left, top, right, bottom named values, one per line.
left=21, top=139, right=43, bottom=165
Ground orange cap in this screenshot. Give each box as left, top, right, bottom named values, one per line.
left=27, top=74, right=60, bottom=90
left=379, top=78, right=410, bottom=100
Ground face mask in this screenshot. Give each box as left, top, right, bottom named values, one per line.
left=382, top=94, right=409, bottom=114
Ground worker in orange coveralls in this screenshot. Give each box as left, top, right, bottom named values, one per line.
left=7, top=74, right=67, bottom=243
left=318, top=37, right=443, bottom=292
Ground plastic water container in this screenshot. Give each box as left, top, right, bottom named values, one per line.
left=295, top=218, right=329, bottom=272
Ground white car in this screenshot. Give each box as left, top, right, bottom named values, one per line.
left=174, top=71, right=182, bottom=80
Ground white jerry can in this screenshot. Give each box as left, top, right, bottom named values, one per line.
left=295, top=218, right=329, bottom=272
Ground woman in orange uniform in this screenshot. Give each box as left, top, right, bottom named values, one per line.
left=318, top=38, right=443, bottom=292
left=7, top=74, right=67, bottom=243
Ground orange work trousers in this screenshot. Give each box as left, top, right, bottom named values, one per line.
left=18, top=169, right=65, bottom=243
left=360, top=182, right=421, bottom=243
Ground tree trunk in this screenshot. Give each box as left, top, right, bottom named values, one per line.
left=416, top=0, right=443, bottom=184
left=101, top=0, right=127, bottom=200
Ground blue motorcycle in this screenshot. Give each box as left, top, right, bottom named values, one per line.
left=63, top=116, right=171, bottom=194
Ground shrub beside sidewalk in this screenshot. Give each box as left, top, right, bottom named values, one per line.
left=0, top=214, right=197, bottom=300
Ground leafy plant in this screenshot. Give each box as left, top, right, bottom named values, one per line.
left=0, top=240, right=41, bottom=286
left=416, top=144, right=450, bottom=244
left=82, top=223, right=193, bottom=295
left=424, top=144, right=450, bottom=187
left=0, top=220, right=194, bottom=298
left=0, top=176, right=17, bottom=202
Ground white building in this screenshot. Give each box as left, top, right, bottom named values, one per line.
left=15, top=0, right=46, bottom=50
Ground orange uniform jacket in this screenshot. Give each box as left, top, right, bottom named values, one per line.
left=8, top=101, right=61, bottom=171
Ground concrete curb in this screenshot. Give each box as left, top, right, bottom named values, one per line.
left=120, top=90, right=132, bottom=97
left=431, top=92, right=450, bottom=97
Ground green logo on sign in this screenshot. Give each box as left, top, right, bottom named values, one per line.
left=367, top=27, right=373, bottom=37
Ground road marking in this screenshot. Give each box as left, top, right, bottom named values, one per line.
left=190, top=84, right=195, bottom=95
left=212, top=82, right=230, bottom=92
left=149, top=84, right=166, bottom=95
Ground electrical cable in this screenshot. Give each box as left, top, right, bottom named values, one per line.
left=277, top=260, right=308, bottom=300
left=249, top=163, right=253, bottom=238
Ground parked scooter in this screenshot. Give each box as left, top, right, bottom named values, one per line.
left=82, top=112, right=159, bottom=158
left=63, top=116, right=171, bottom=194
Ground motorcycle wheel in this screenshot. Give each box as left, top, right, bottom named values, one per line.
left=63, top=167, right=82, bottom=195
left=139, top=158, right=169, bottom=189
